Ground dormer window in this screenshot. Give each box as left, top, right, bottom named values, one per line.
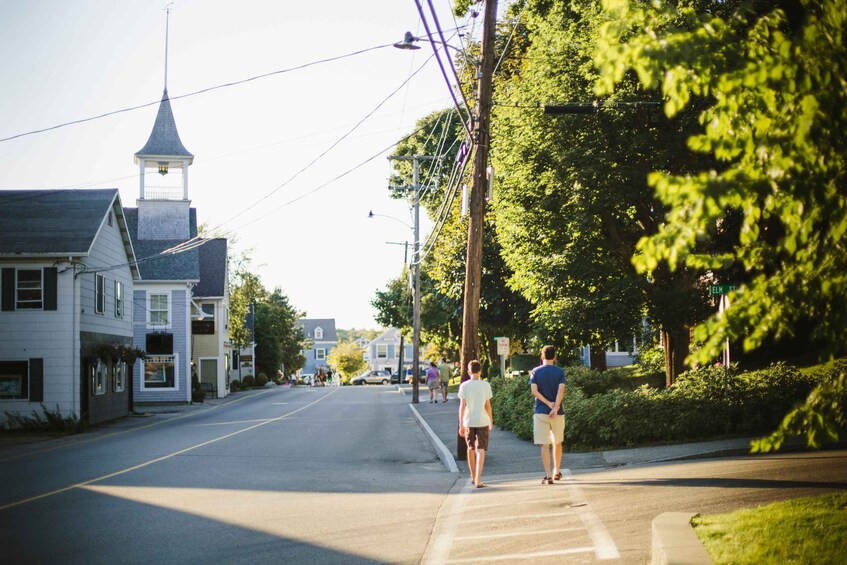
left=314, top=327, right=323, bottom=340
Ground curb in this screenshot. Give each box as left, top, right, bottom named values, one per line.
left=409, top=404, right=459, bottom=473
left=651, top=512, right=713, bottom=565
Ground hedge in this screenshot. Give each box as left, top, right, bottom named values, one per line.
left=490, top=361, right=829, bottom=451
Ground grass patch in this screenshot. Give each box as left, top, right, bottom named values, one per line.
left=693, top=492, right=847, bottom=564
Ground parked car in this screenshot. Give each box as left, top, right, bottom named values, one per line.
left=351, top=370, right=391, bottom=385
left=404, top=366, right=429, bottom=384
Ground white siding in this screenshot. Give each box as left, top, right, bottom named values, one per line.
left=79, top=205, right=135, bottom=338
left=0, top=261, right=77, bottom=419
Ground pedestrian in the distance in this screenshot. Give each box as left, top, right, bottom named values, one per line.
left=530, top=345, right=566, bottom=485
left=458, top=359, right=493, bottom=488
left=425, top=361, right=441, bottom=403
left=438, top=358, right=453, bottom=402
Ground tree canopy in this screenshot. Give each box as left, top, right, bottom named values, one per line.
left=595, top=0, right=847, bottom=446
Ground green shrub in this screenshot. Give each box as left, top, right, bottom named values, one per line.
left=4, top=404, right=84, bottom=433
left=634, top=344, right=665, bottom=376
left=491, top=362, right=824, bottom=451
left=256, top=373, right=268, bottom=387
left=230, top=380, right=241, bottom=392
left=242, top=375, right=255, bottom=388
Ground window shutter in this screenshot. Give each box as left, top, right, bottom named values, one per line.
left=43, top=267, right=58, bottom=311
left=29, top=358, right=44, bottom=402
left=1, top=268, right=14, bottom=311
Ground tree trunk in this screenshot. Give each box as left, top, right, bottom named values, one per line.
left=662, top=325, right=690, bottom=387
left=589, top=345, right=607, bottom=372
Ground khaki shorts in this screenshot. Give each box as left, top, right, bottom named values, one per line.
left=427, top=380, right=440, bottom=390
left=533, top=413, right=565, bottom=445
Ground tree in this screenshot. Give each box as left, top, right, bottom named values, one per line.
left=595, top=0, right=847, bottom=446
left=254, top=289, right=304, bottom=378
left=490, top=0, right=713, bottom=381
left=327, top=341, right=368, bottom=384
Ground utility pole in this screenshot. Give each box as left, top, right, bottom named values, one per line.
left=389, top=155, right=436, bottom=404
left=458, top=0, right=498, bottom=459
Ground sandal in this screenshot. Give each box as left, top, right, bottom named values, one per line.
left=475, top=483, right=487, bottom=489
left=541, top=476, right=553, bottom=485
left=554, top=471, right=562, bottom=481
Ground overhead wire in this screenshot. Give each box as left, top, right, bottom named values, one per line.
left=0, top=43, right=398, bottom=144
left=212, top=53, right=435, bottom=231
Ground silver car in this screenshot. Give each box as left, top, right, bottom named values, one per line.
left=351, top=370, right=391, bottom=385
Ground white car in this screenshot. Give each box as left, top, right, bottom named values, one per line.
left=351, top=370, right=391, bottom=385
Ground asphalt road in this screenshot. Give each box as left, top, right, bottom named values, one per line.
left=0, top=386, right=457, bottom=564
left=1, top=386, right=845, bottom=564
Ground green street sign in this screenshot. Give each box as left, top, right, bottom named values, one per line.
left=709, top=284, right=738, bottom=296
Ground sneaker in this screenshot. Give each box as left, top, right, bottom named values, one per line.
left=435, top=400, right=438, bottom=403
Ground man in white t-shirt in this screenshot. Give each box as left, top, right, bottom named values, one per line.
left=458, top=360, right=493, bottom=488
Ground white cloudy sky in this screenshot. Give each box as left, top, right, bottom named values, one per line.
left=0, top=0, right=499, bottom=329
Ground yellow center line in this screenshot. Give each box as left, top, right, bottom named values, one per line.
left=0, top=387, right=338, bottom=512
left=0, top=389, right=275, bottom=464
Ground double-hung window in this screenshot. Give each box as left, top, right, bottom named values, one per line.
left=316, top=348, right=326, bottom=360
left=95, top=274, right=105, bottom=314
left=376, top=344, right=388, bottom=359
left=150, top=293, right=169, bottom=326
left=16, top=270, right=43, bottom=310
left=114, top=281, right=124, bottom=318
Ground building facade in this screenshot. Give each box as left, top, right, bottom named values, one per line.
left=0, top=189, right=139, bottom=425
left=298, top=318, right=337, bottom=376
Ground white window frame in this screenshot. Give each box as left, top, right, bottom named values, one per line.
left=114, top=281, right=124, bottom=318
left=148, top=293, right=170, bottom=327
left=141, top=354, right=179, bottom=391
left=314, top=327, right=323, bottom=340
left=16, top=269, right=43, bottom=310
left=94, top=360, right=108, bottom=395
left=95, top=274, right=105, bottom=314
left=201, top=303, right=215, bottom=321
left=315, top=348, right=326, bottom=360
left=114, top=361, right=126, bottom=392
left=376, top=344, right=388, bottom=359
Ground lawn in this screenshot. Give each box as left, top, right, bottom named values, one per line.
left=692, top=492, right=847, bottom=564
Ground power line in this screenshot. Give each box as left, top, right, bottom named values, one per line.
left=0, top=42, right=395, bottom=144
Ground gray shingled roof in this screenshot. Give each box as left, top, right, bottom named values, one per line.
left=299, top=318, right=338, bottom=342
left=0, top=189, right=126, bottom=256
left=193, top=238, right=227, bottom=298
left=123, top=207, right=200, bottom=281
left=134, top=90, right=194, bottom=161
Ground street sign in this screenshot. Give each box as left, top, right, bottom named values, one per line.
left=709, top=284, right=737, bottom=296
left=495, top=337, right=510, bottom=356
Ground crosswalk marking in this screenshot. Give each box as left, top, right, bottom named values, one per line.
left=426, top=472, right=620, bottom=563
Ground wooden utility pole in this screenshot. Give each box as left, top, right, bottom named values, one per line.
left=458, top=0, right=498, bottom=459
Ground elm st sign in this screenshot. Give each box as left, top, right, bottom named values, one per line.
left=709, top=284, right=737, bottom=296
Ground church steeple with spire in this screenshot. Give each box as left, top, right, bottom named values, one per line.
left=134, top=4, right=193, bottom=240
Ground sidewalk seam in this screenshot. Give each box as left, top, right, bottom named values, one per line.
left=409, top=404, right=459, bottom=473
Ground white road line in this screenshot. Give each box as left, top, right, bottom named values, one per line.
left=0, top=388, right=339, bottom=512
left=446, top=546, right=596, bottom=563
left=463, top=495, right=569, bottom=511
left=561, top=470, right=620, bottom=560
left=454, top=527, right=583, bottom=541
left=460, top=510, right=577, bottom=524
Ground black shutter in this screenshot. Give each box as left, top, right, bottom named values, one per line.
left=29, top=358, right=44, bottom=402
left=43, top=267, right=57, bottom=311
left=1, top=268, right=14, bottom=311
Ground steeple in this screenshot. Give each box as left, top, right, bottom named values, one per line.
left=134, top=90, right=194, bottom=162
left=134, top=2, right=193, bottom=241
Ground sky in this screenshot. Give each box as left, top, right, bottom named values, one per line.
left=0, top=0, right=492, bottom=329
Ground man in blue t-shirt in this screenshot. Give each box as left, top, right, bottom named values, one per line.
left=529, top=345, right=566, bottom=485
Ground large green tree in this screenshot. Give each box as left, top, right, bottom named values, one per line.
left=491, top=0, right=712, bottom=380
left=595, top=0, right=847, bottom=446
left=251, top=288, right=304, bottom=379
